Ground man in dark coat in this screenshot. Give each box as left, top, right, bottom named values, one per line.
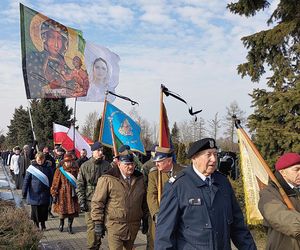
left=258, top=152, right=300, bottom=250
left=155, top=138, right=256, bottom=250
left=17, top=145, right=31, bottom=189
left=76, top=149, right=89, bottom=168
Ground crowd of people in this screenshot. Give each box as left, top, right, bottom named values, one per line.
left=0, top=139, right=300, bottom=250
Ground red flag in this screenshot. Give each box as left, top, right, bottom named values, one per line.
left=53, top=123, right=69, bottom=144
left=160, top=102, right=171, bottom=148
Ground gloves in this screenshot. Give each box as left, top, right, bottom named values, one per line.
left=80, top=203, right=88, bottom=212
left=141, top=218, right=149, bottom=234
left=52, top=196, right=58, bottom=204
left=94, top=223, right=105, bottom=238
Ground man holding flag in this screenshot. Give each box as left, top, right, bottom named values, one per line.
left=258, top=153, right=300, bottom=250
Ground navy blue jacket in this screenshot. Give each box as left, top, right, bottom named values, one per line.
left=22, top=161, right=53, bottom=206
left=155, top=166, right=256, bottom=250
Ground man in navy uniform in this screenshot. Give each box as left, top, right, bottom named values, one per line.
left=155, top=138, right=256, bottom=250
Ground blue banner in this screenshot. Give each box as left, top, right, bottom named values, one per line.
left=100, top=102, right=146, bottom=155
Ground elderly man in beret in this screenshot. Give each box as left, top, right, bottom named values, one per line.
left=76, top=141, right=110, bottom=250
left=259, top=152, right=300, bottom=250
left=146, top=146, right=184, bottom=250
left=155, top=138, right=256, bottom=250
left=91, top=145, right=149, bottom=250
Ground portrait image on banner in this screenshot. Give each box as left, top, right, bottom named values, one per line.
left=77, top=41, right=120, bottom=103
left=20, top=4, right=89, bottom=99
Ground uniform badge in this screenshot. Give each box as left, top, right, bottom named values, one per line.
left=188, top=198, right=202, bottom=205
left=209, top=139, right=214, bottom=148
left=168, top=176, right=176, bottom=183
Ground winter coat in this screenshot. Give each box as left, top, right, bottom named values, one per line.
left=91, top=167, right=148, bottom=241
left=155, top=166, right=256, bottom=250
left=258, top=171, right=300, bottom=250
left=22, top=161, right=53, bottom=206
left=51, top=162, right=79, bottom=216
left=76, top=157, right=110, bottom=206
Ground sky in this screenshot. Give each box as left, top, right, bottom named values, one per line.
left=0, top=0, right=278, bottom=135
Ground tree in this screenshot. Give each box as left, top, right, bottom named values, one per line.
left=6, top=106, right=32, bottom=148
left=223, top=101, right=246, bottom=150
left=80, top=111, right=99, bottom=139
left=30, top=99, right=73, bottom=148
left=208, top=113, right=221, bottom=140
left=171, top=122, right=180, bottom=145
left=228, top=1, right=300, bottom=165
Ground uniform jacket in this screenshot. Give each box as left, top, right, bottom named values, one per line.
left=22, top=161, right=53, bottom=206
left=51, top=162, right=79, bottom=216
left=258, top=171, right=300, bottom=250
left=76, top=157, right=110, bottom=205
left=91, top=167, right=148, bottom=241
left=155, top=166, right=256, bottom=250
left=147, top=163, right=184, bottom=218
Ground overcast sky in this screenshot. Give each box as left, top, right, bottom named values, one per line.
left=0, top=0, right=278, bottom=135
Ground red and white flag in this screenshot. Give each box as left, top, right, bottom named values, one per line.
left=61, top=125, right=92, bottom=158
left=53, top=123, right=69, bottom=144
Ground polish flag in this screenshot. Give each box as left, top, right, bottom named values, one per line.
left=53, top=123, right=69, bottom=144
left=60, top=125, right=92, bottom=158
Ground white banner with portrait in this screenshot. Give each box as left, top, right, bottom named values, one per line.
left=77, top=41, right=120, bottom=102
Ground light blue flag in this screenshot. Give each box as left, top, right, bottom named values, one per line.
left=100, top=102, right=146, bottom=155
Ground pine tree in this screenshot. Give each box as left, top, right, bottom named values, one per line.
left=228, top=1, right=300, bottom=165
left=30, top=99, right=73, bottom=148
left=6, top=106, right=32, bottom=148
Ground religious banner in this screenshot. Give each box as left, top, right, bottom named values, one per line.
left=20, top=4, right=89, bottom=99
left=77, top=41, right=120, bottom=103
left=237, top=128, right=269, bottom=225
left=99, top=102, right=145, bottom=154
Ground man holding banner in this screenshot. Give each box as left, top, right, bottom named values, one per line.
left=258, top=153, right=300, bottom=250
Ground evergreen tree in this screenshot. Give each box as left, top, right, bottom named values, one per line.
left=228, top=1, right=300, bottom=165
left=30, top=99, right=72, bottom=148
left=6, top=106, right=32, bottom=148
left=177, top=142, right=187, bottom=165
left=171, top=122, right=180, bottom=145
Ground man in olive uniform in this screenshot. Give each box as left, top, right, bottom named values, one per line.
left=91, top=146, right=148, bottom=250
left=147, top=146, right=184, bottom=250
left=76, top=142, right=110, bottom=250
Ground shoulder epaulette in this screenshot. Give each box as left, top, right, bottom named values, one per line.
left=149, top=166, right=157, bottom=173
left=168, top=171, right=185, bottom=184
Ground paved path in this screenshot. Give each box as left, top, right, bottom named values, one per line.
left=0, top=160, right=147, bottom=249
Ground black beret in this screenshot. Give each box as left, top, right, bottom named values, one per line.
left=187, top=138, right=217, bottom=159
left=118, top=149, right=134, bottom=163
left=152, top=146, right=173, bottom=162
left=91, top=141, right=103, bottom=151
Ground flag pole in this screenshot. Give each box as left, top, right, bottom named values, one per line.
left=73, top=97, right=77, bottom=152
left=27, top=100, right=39, bottom=152
left=99, top=95, right=108, bottom=142
left=235, top=119, right=294, bottom=210
left=109, top=119, right=118, bottom=157
left=158, top=85, right=164, bottom=204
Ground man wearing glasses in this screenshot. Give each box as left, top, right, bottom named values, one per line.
left=91, top=145, right=149, bottom=250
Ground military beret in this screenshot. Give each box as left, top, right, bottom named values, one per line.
left=152, top=146, right=174, bottom=162
left=118, top=148, right=134, bottom=163
left=275, top=153, right=300, bottom=170
left=91, top=141, right=103, bottom=151
left=187, top=138, right=217, bottom=159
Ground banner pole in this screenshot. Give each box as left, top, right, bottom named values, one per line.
left=158, top=85, right=164, bottom=205
left=73, top=97, right=77, bottom=152
left=27, top=100, right=39, bottom=152
left=99, top=97, right=107, bottom=142
left=235, top=119, right=294, bottom=210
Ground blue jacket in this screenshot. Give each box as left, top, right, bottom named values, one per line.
left=22, top=161, right=53, bottom=206
left=155, top=166, right=256, bottom=250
